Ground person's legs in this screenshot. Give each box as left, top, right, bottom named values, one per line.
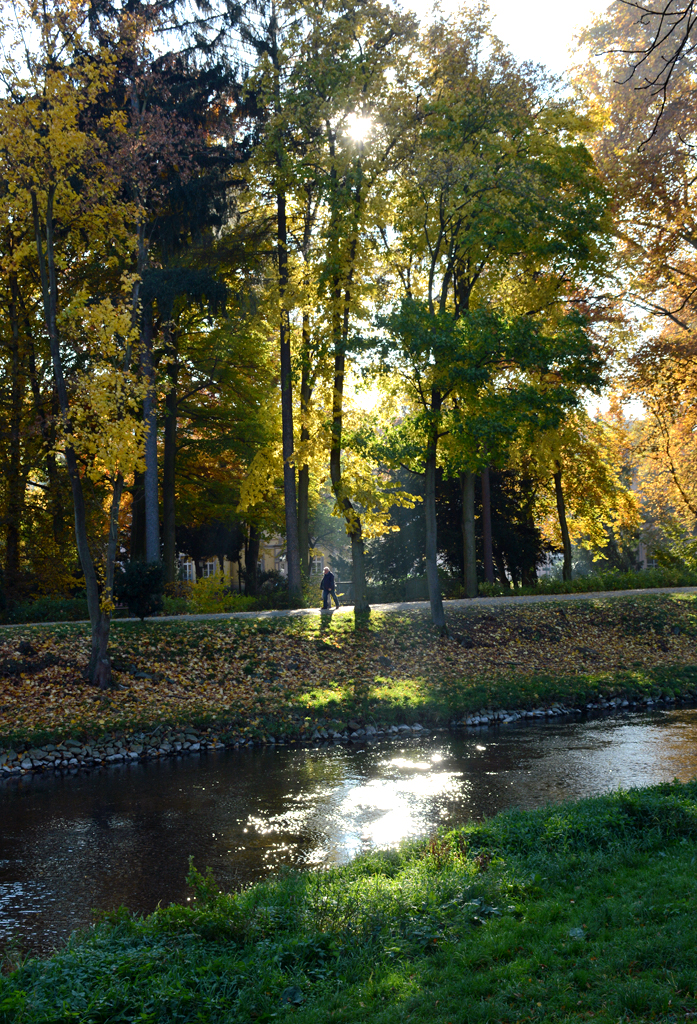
left=322, top=589, right=330, bottom=609
left=332, top=588, right=339, bottom=608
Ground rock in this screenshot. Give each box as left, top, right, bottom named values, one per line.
left=365, top=725, right=376, bottom=736
left=347, top=719, right=361, bottom=732
left=20, top=759, right=32, bottom=769
left=189, top=743, right=200, bottom=751
left=398, top=725, right=412, bottom=734
left=378, top=656, right=393, bottom=668
left=412, top=723, right=423, bottom=731
left=568, top=927, right=586, bottom=941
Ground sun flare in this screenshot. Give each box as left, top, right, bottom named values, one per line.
left=346, top=112, right=373, bottom=142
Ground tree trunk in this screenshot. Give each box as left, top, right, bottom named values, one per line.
left=297, top=311, right=312, bottom=579
left=246, top=523, right=260, bottom=595
left=26, top=330, right=65, bottom=545
left=130, top=470, right=145, bottom=561
left=494, top=549, right=509, bottom=587
left=277, top=189, right=303, bottom=604
left=141, top=303, right=159, bottom=564
left=90, top=473, right=124, bottom=686
left=162, top=326, right=178, bottom=585
left=460, top=470, right=477, bottom=599
left=424, top=397, right=446, bottom=632
left=32, top=187, right=114, bottom=688
left=330, top=333, right=369, bottom=614
left=481, top=466, right=495, bottom=584
left=554, top=462, right=573, bottom=582
left=6, top=275, right=25, bottom=597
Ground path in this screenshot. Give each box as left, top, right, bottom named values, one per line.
left=2, top=586, right=695, bottom=629
left=112, top=585, right=697, bottom=623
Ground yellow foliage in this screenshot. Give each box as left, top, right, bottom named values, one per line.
left=525, top=411, right=641, bottom=554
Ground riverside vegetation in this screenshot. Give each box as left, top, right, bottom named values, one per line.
left=2, top=780, right=697, bottom=1022
left=0, top=594, right=696, bottom=760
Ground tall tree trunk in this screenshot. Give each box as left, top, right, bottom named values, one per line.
left=330, top=320, right=369, bottom=614
left=481, top=466, right=495, bottom=584
left=276, top=190, right=303, bottom=604
left=246, top=523, right=260, bottom=595
left=494, top=548, right=509, bottom=587
left=141, top=303, right=159, bottom=563
left=32, top=188, right=115, bottom=688
left=26, top=327, right=64, bottom=545
left=297, top=311, right=312, bottom=579
left=6, top=275, right=25, bottom=598
left=424, top=393, right=446, bottom=632
left=162, top=326, right=178, bottom=585
left=130, top=470, right=145, bottom=561
left=92, top=473, right=124, bottom=688
left=460, top=470, right=477, bottom=599
left=554, top=461, right=573, bottom=582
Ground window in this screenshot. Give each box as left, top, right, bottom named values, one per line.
left=179, top=559, right=195, bottom=582
left=202, top=560, right=217, bottom=578
left=311, top=555, right=323, bottom=575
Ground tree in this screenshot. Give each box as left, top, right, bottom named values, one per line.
left=374, top=7, right=610, bottom=629
left=0, top=0, right=145, bottom=685
left=240, top=0, right=415, bottom=611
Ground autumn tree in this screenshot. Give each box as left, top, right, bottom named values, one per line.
left=581, top=2, right=697, bottom=560
left=0, top=0, right=146, bottom=684
left=374, top=7, right=610, bottom=629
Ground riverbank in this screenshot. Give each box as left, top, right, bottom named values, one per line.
left=2, top=779, right=697, bottom=1021
left=1, top=592, right=696, bottom=772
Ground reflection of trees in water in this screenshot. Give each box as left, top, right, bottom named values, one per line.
left=4, top=711, right=697, bottom=956
left=642, top=711, right=697, bottom=782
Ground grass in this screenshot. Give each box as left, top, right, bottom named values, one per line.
left=1, top=593, right=697, bottom=750
left=2, top=780, right=697, bottom=1022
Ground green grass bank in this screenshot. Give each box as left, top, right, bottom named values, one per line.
left=2, top=780, right=697, bottom=1022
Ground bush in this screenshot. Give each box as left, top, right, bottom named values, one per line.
left=0, top=596, right=89, bottom=623
left=115, top=561, right=166, bottom=620
left=189, top=573, right=258, bottom=614
left=478, top=565, right=697, bottom=598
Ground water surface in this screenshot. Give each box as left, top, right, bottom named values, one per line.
left=2, top=707, right=697, bottom=956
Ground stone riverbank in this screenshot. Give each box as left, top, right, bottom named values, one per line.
left=1, top=689, right=693, bottom=778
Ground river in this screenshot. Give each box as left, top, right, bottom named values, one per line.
left=1, top=706, right=697, bottom=957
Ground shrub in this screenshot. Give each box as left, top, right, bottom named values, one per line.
left=115, top=561, right=166, bottom=620
left=0, top=596, right=89, bottom=623
left=478, top=565, right=697, bottom=598
left=189, top=573, right=258, bottom=614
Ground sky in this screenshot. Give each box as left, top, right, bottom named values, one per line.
left=405, top=0, right=606, bottom=75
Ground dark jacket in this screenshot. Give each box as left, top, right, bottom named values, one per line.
left=320, top=571, right=335, bottom=591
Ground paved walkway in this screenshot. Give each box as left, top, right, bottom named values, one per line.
left=129, top=585, right=697, bottom=623
left=3, top=586, right=695, bottom=628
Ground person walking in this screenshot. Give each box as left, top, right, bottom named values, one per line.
left=319, top=566, right=340, bottom=609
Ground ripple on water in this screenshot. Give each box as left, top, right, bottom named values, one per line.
left=1, top=708, right=697, bottom=956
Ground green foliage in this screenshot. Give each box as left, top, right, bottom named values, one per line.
left=479, top=565, right=697, bottom=596
left=0, top=597, right=89, bottom=624
left=114, top=562, right=166, bottom=621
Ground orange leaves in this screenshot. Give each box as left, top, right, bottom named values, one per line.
left=0, top=598, right=695, bottom=743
